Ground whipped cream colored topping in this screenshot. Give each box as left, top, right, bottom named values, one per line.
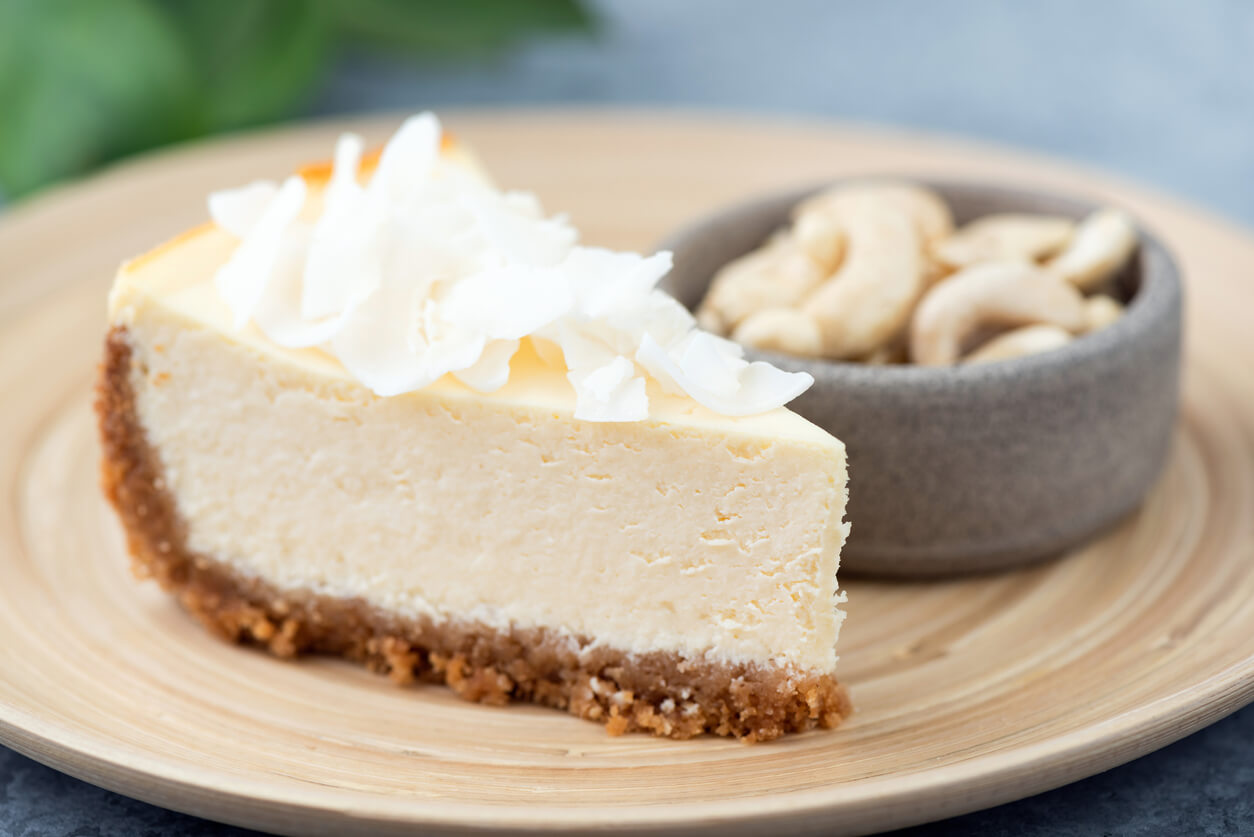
left=208, top=112, right=813, bottom=421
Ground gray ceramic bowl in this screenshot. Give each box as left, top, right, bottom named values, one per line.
left=659, top=181, right=1183, bottom=577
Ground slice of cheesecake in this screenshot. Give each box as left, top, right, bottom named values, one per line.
left=97, top=114, right=851, bottom=740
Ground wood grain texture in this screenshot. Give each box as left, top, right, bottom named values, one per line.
left=0, top=111, right=1252, bottom=836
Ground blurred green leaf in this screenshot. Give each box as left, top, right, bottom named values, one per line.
left=333, top=0, right=594, bottom=55
left=0, top=0, right=197, bottom=197
left=0, top=0, right=592, bottom=200
left=163, top=0, right=332, bottom=132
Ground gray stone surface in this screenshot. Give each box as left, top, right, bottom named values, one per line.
left=5, top=1, right=1253, bottom=833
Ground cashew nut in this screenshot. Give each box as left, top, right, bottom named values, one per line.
left=732, top=307, right=824, bottom=356
left=697, top=181, right=1134, bottom=368
left=802, top=203, right=925, bottom=359
left=796, top=180, right=954, bottom=243
left=963, top=324, right=1073, bottom=365
left=696, top=305, right=726, bottom=335
left=1046, top=208, right=1137, bottom=291
left=909, top=261, right=1088, bottom=366
left=698, top=237, right=827, bottom=331
left=933, top=213, right=1075, bottom=270
left=1084, top=294, right=1124, bottom=333
left=923, top=254, right=955, bottom=289
left=792, top=209, right=846, bottom=270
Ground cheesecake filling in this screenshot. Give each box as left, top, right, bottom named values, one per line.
left=119, top=307, right=848, bottom=675
left=100, top=328, right=851, bottom=741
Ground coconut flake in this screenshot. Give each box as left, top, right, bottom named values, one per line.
left=250, top=223, right=355, bottom=348
left=552, top=320, right=618, bottom=377
left=636, top=333, right=814, bottom=416
left=439, top=265, right=573, bottom=340
left=214, top=176, right=306, bottom=329
left=329, top=280, right=440, bottom=397
left=568, top=248, right=672, bottom=319
left=634, top=291, right=698, bottom=349
left=208, top=112, right=813, bottom=419
left=367, top=113, right=440, bottom=205
left=209, top=181, right=278, bottom=238
left=569, top=356, right=649, bottom=422
left=455, top=339, right=520, bottom=392
left=529, top=336, right=566, bottom=368
left=461, top=188, right=576, bottom=267
left=301, top=133, right=380, bottom=323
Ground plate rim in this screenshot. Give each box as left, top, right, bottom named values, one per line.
left=4, top=655, right=1253, bottom=834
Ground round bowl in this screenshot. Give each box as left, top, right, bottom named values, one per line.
left=658, top=181, right=1183, bottom=577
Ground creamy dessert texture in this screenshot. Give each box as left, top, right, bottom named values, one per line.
left=98, top=113, right=851, bottom=740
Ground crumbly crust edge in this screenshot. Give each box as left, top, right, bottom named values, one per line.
left=95, top=326, right=850, bottom=741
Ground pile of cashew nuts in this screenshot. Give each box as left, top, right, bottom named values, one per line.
left=696, top=181, right=1137, bottom=366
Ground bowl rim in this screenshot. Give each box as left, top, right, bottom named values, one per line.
left=657, top=176, right=1183, bottom=386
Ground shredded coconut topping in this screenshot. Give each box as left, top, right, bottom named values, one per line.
left=208, top=112, right=813, bottom=421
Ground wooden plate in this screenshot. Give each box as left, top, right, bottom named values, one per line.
left=1, top=111, right=1252, bottom=837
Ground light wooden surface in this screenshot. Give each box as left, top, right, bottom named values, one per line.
left=1, top=111, right=1252, bottom=836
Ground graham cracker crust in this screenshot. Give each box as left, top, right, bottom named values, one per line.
left=96, top=327, right=850, bottom=741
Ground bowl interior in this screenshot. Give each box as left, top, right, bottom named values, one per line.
left=658, top=179, right=1148, bottom=350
